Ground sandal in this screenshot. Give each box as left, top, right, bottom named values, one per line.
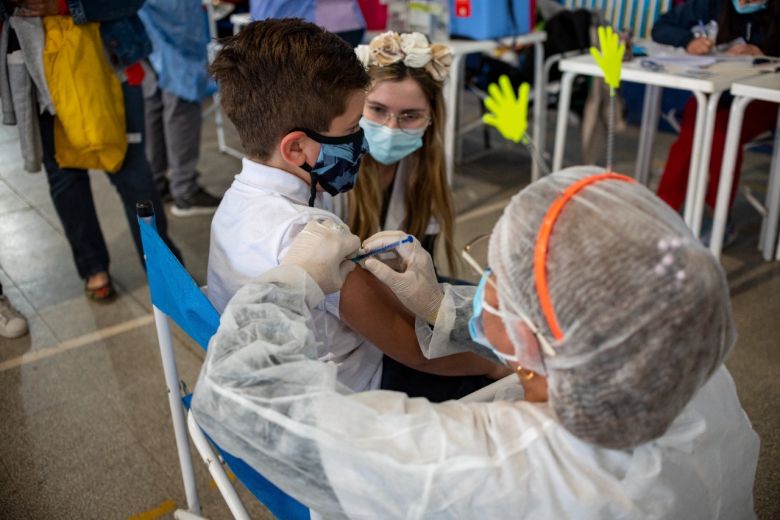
left=85, top=276, right=116, bottom=303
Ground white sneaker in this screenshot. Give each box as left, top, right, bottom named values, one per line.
left=0, top=295, right=28, bottom=339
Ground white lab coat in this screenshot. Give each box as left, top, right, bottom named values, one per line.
left=192, top=266, right=760, bottom=520
left=207, top=158, right=384, bottom=392
left=334, top=158, right=440, bottom=235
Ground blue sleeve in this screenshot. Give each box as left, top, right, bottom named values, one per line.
left=66, top=0, right=146, bottom=25
left=651, top=0, right=722, bottom=48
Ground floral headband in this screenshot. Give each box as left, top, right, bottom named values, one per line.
left=355, top=32, right=453, bottom=83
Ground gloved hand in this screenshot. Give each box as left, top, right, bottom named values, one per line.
left=281, top=219, right=361, bottom=294
left=361, top=231, right=444, bottom=324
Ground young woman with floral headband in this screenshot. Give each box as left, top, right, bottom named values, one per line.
left=335, top=32, right=502, bottom=399
left=336, top=32, right=457, bottom=273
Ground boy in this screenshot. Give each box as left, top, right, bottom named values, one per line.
left=207, top=19, right=505, bottom=393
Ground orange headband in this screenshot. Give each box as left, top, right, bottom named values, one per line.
left=533, top=173, right=635, bottom=341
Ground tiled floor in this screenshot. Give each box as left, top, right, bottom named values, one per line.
left=0, top=96, right=778, bottom=519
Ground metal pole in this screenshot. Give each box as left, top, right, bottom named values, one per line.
left=607, top=89, right=615, bottom=171
left=553, top=71, right=576, bottom=171
left=136, top=201, right=202, bottom=516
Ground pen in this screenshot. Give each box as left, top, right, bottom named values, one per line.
left=693, top=19, right=706, bottom=39
left=640, top=58, right=664, bottom=72
left=351, top=235, right=414, bottom=263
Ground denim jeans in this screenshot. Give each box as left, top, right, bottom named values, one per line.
left=40, top=82, right=180, bottom=279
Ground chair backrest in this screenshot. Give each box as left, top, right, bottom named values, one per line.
left=137, top=205, right=309, bottom=520
left=562, top=0, right=671, bottom=39
left=139, top=217, right=219, bottom=350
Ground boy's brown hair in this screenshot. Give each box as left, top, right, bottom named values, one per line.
left=210, top=19, right=370, bottom=160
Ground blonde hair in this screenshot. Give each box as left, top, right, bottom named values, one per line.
left=348, top=63, right=456, bottom=273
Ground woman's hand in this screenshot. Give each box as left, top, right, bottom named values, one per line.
left=361, top=231, right=444, bottom=324
left=686, top=37, right=714, bottom=55
left=727, top=43, right=763, bottom=56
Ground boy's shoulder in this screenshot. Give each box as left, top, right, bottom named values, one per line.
left=214, top=179, right=339, bottom=231
left=211, top=173, right=343, bottom=259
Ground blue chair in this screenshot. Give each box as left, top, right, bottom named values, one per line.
left=136, top=200, right=309, bottom=520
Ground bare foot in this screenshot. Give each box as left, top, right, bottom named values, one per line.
left=86, top=271, right=110, bottom=290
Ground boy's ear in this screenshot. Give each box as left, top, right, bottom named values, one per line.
left=279, top=131, right=311, bottom=167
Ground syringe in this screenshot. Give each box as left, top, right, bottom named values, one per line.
left=350, top=235, right=413, bottom=263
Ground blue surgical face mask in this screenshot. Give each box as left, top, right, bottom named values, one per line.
left=298, top=127, right=368, bottom=206
left=360, top=118, right=425, bottom=165
left=731, top=0, right=766, bottom=14
left=468, top=268, right=521, bottom=367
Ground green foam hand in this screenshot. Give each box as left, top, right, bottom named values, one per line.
left=482, top=75, right=530, bottom=144
left=590, top=25, right=625, bottom=91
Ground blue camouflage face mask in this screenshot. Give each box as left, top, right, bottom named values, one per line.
left=360, top=118, right=425, bottom=165
left=731, top=0, right=766, bottom=14
left=298, top=127, right=369, bottom=206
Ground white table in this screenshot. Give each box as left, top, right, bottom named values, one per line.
left=552, top=54, right=765, bottom=236
left=230, top=12, right=250, bottom=34
left=710, top=73, right=780, bottom=259
left=444, top=33, right=547, bottom=184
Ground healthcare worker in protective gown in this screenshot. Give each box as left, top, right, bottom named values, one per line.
left=191, top=166, right=759, bottom=519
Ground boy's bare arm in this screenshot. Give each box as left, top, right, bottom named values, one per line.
left=339, top=267, right=509, bottom=378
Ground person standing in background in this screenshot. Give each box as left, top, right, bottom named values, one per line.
left=249, top=0, right=366, bottom=46
left=139, top=0, right=222, bottom=217
left=11, top=0, right=180, bottom=301
left=0, top=281, right=28, bottom=339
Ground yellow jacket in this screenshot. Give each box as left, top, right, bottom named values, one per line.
left=43, top=16, right=127, bottom=173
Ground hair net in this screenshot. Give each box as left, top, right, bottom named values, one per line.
left=488, top=166, right=736, bottom=449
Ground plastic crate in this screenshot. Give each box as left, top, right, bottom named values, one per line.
left=449, top=0, right=532, bottom=40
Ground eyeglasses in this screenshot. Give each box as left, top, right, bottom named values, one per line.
left=363, top=104, right=431, bottom=133
left=461, top=234, right=557, bottom=359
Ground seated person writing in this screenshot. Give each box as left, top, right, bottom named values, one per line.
left=651, top=0, right=779, bottom=242
left=206, top=19, right=507, bottom=396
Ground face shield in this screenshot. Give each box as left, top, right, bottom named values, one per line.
left=462, top=235, right=552, bottom=375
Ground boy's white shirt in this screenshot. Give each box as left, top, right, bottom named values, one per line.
left=207, top=158, right=384, bottom=392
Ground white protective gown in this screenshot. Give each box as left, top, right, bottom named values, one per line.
left=192, top=266, right=760, bottom=520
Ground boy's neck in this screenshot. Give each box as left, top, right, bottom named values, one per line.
left=249, top=154, right=312, bottom=186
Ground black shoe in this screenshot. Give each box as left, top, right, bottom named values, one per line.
left=158, top=180, right=173, bottom=203
left=172, top=188, right=221, bottom=217
left=154, top=177, right=173, bottom=204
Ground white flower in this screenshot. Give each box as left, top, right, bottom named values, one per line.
left=355, top=45, right=371, bottom=69
left=400, top=32, right=432, bottom=68
left=424, top=43, right=453, bottom=82
left=370, top=31, right=404, bottom=66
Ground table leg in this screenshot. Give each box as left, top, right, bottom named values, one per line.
left=634, top=84, right=662, bottom=185
left=553, top=71, right=576, bottom=172
left=710, top=96, right=751, bottom=258
left=776, top=230, right=780, bottom=261
left=532, top=41, right=545, bottom=182
left=444, top=51, right=464, bottom=185
left=690, top=91, right=723, bottom=237
left=683, top=91, right=709, bottom=229
left=760, top=107, right=780, bottom=261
